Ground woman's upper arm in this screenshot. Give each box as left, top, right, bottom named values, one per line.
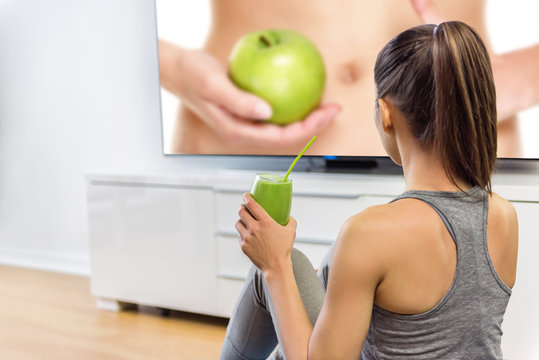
left=308, top=209, right=388, bottom=359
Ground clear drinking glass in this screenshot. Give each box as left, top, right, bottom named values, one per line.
left=250, top=173, right=292, bottom=226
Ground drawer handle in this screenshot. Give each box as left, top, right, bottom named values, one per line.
left=294, top=192, right=360, bottom=199
left=215, top=188, right=360, bottom=199
left=90, top=180, right=211, bottom=190
left=217, top=272, right=248, bottom=281
left=295, top=237, right=334, bottom=245
left=216, top=231, right=334, bottom=245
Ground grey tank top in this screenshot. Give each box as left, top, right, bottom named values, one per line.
left=361, top=186, right=512, bottom=360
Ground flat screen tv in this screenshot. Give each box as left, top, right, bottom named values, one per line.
left=155, top=1, right=539, bottom=172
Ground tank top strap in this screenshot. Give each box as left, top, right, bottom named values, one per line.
left=390, top=186, right=486, bottom=238
left=389, top=186, right=488, bottom=264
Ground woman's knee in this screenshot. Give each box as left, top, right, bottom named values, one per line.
left=291, top=247, right=313, bottom=272
left=247, top=248, right=319, bottom=307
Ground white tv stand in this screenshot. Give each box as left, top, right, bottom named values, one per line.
left=85, top=169, right=539, bottom=359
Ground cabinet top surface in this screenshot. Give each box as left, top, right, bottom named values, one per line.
left=85, top=169, right=539, bottom=202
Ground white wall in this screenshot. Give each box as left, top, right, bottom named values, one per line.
left=0, top=0, right=157, bottom=274
left=0, top=0, right=294, bottom=274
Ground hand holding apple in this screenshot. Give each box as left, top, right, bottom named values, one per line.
left=158, top=40, right=339, bottom=148
left=228, top=29, right=326, bottom=125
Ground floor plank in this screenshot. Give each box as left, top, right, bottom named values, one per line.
left=0, top=265, right=228, bottom=360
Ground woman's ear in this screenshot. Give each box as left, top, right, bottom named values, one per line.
left=378, top=98, right=394, bottom=135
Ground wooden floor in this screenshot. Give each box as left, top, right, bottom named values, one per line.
left=0, top=265, right=228, bottom=360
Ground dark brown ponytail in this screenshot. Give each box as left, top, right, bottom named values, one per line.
left=374, top=21, right=497, bottom=193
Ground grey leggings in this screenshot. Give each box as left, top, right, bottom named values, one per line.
left=219, top=246, right=333, bottom=360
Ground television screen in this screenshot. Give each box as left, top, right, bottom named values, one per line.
left=155, top=0, right=539, bottom=160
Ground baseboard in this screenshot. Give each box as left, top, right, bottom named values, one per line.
left=0, top=247, right=90, bottom=276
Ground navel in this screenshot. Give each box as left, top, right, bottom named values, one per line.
left=338, top=62, right=361, bottom=84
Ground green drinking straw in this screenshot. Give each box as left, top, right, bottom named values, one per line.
left=283, top=136, right=317, bottom=181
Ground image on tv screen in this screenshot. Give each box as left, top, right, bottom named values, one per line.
left=156, top=0, right=539, bottom=159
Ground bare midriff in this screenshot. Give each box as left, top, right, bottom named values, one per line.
left=172, top=0, right=520, bottom=157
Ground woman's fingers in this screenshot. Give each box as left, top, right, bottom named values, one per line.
left=238, top=204, right=257, bottom=229
left=242, top=193, right=269, bottom=222
left=235, top=219, right=248, bottom=239
left=204, top=102, right=341, bottom=148
left=275, top=104, right=341, bottom=145
left=206, top=75, right=273, bottom=120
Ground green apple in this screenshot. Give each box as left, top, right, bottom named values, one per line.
left=228, top=29, right=326, bottom=125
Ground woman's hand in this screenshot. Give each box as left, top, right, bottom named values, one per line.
left=158, top=40, right=341, bottom=148
left=236, top=193, right=297, bottom=275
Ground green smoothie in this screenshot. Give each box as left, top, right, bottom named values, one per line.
left=250, top=174, right=292, bottom=226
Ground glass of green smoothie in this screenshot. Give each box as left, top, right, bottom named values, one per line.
left=250, top=174, right=293, bottom=226
left=249, top=136, right=317, bottom=226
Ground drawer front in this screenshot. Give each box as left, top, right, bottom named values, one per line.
left=292, top=195, right=362, bottom=241
left=217, top=278, right=246, bottom=317
left=216, top=234, right=252, bottom=280
left=216, top=234, right=333, bottom=280
left=216, top=191, right=367, bottom=241
left=215, top=192, right=243, bottom=233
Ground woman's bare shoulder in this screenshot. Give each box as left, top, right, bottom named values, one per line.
left=490, top=192, right=518, bottom=223
left=337, top=199, right=432, bottom=250
left=343, top=199, right=438, bottom=233
left=331, top=200, right=436, bottom=282
left=487, top=192, right=518, bottom=288
left=489, top=192, right=518, bottom=236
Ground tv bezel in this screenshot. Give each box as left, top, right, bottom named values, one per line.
left=160, top=146, right=539, bottom=176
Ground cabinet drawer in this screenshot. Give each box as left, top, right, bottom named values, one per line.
left=215, top=191, right=363, bottom=241
left=293, top=195, right=361, bottom=241
left=215, top=192, right=243, bottom=233
left=216, top=233, right=333, bottom=280
left=216, top=235, right=252, bottom=280
left=294, top=241, right=333, bottom=270
left=217, top=278, right=246, bottom=317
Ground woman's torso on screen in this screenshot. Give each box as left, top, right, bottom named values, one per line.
left=173, top=0, right=519, bottom=156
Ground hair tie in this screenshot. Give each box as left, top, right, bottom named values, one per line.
left=433, top=25, right=439, bottom=37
